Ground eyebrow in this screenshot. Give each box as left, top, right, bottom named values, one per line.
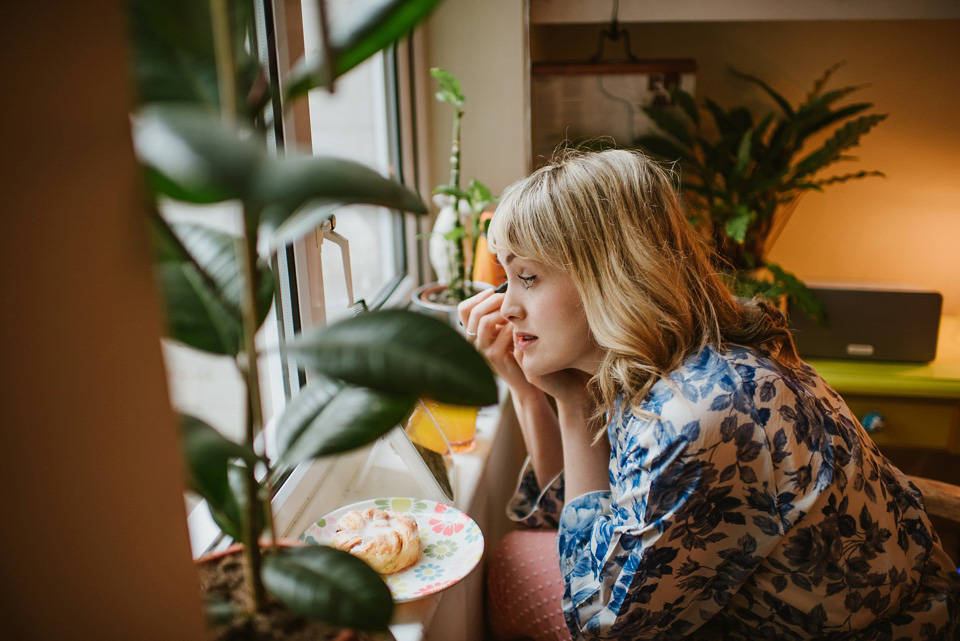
left=504, top=253, right=515, bottom=265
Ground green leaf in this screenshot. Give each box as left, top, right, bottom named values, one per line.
left=734, top=129, right=753, bottom=177
left=128, top=0, right=260, bottom=114
left=179, top=414, right=258, bottom=540
left=704, top=98, right=736, bottom=136
left=669, top=87, right=699, bottom=125
left=796, top=102, right=873, bottom=141
left=644, top=105, right=694, bottom=148
left=153, top=221, right=275, bottom=355
left=433, top=184, right=469, bottom=200
left=286, top=310, right=498, bottom=406
left=431, top=67, right=465, bottom=105
left=132, top=104, right=264, bottom=203
left=791, top=114, right=887, bottom=179
left=276, top=376, right=416, bottom=468
left=730, top=66, right=795, bottom=117
left=286, top=0, right=443, bottom=98
left=203, top=594, right=240, bottom=626
left=766, top=262, right=827, bottom=323
left=263, top=546, right=393, bottom=630
left=806, top=60, right=846, bottom=101
left=155, top=261, right=243, bottom=354
left=466, top=178, right=494, bottom=209
left=634, top=134, right=691, bottom=163
left=724, top=206, right=753, bottom=244
left=809, top=170, right=885, bottom=187
left=255, top=155, right=427, bottom=248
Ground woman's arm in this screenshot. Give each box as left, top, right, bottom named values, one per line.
left=555, top=391, right=610, bottom=502
left=459, top=289, right=564, bottom=486
left=511, top=385, right=564, bottom=487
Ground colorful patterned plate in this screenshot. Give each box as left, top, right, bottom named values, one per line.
left=300, top=497, right=484, bottom=603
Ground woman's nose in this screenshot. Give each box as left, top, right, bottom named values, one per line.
left=499, top=287, right=523, bottom=321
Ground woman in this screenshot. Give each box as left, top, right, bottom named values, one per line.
left=459, top=149, right=959, bottom=640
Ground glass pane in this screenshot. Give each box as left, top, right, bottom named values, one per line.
left=302, top=1, right=402, bottom=321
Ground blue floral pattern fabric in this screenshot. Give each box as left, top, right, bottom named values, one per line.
left=508, top=345, right=960, bottom=640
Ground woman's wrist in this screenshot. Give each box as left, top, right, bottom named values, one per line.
left=508, top=381, right=547, bottom=407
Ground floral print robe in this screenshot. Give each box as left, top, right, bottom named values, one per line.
left=508, top=345, right=960, bottom=640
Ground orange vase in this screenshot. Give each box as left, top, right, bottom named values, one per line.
left=471, top=211, right=506, bottom=287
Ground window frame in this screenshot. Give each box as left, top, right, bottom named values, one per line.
left=189, top=0, right=430, bottom=558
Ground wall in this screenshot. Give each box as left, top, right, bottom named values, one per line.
left=0, top=3, right=208, bottom=639
left=422, top=0, right=529, bottom=211
left=420, top=4, right=960, bottom=315
left=530, top=19, right=960, bottom=314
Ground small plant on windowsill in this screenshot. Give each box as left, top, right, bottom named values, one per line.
left=417, top=67, right=496, bottom=312
left=636, top=62, right=887, bottom=322
left=129, top=0, right=496, bottom=639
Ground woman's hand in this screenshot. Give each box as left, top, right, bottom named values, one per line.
left=458, top=288, right=534, bottom=394
left=515, top=358, right=593, bottom=413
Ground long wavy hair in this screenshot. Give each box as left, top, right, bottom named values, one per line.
left=487, top=149, right=799, bottom=429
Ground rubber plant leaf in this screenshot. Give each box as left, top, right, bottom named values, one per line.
left=128, top=0, right=262, bottom=117
left=286, top=0, right=443, bottom=99
left=132, top=104, right=264, bottom=204
left=254, top=155, right=426, bottom=250
left=286, top=309, right=498, bottom=407
left=275, top=375, right=416, bottom=468
left=179, top=414, right=259, bottom=540
left=153, top=220, right=275, bottom=355
left=155, top=261, right=243, bottom=355
left=263, top=546, right=393, bottom=630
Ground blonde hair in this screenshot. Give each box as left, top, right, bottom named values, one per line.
left=487, top=149, right=799, bottom=429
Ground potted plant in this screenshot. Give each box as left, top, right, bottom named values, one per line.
left=129, top=0, right=498, bottom=639
left=636, top=63, right=887, bottom=321
left=413, top=67, right=498, bottom=321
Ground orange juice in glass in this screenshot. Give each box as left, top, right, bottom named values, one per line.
left=406, top=399, right=478, bottom=453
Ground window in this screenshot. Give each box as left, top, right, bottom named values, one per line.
left=174, top=0, right=427, bottom=555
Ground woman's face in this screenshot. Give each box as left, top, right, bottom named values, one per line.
left=497, top=252, right=603, bottom=377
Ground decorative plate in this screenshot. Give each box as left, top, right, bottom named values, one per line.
left=300, top=497, right=484, bottom=603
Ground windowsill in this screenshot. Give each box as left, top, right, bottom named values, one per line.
left=272, top=379, right=525, bottom=641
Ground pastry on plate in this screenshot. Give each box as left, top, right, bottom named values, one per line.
left=332, top=507, right=420, bottom=574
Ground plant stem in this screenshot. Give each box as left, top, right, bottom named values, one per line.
left=210, top=0, right=236, bottom=124
left=209, top=0, right=265, bottom=610
left=237, top=220, right=267, bottom=610
left=449, top=106, right=462, bottom=190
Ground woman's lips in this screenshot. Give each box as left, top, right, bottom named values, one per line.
left=514, top=331, right=538, bottom=351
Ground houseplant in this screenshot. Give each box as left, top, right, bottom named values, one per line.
left=415, top=67, right=497, bottom=316
left=129, top=0, right=497, bottom=638
left=636, top=63, right=887, bottom=321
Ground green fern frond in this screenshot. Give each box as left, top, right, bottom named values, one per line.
left=806, top=60, right=846, bottom=101
left=810, top=170, right=885, bottom=187
left=730, top=67, right=795, bottom=117
left=791, top=114, right=887, bottom=179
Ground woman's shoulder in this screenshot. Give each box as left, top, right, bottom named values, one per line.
left=642, top=344, right=826, bottom=420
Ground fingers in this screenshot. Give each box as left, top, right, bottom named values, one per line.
left=464, top=291, right=506, bottom=340
left=457, top=288, right=497, bottom=331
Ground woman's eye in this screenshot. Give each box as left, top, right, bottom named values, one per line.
left=519, top=275, right=537, bottom=288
